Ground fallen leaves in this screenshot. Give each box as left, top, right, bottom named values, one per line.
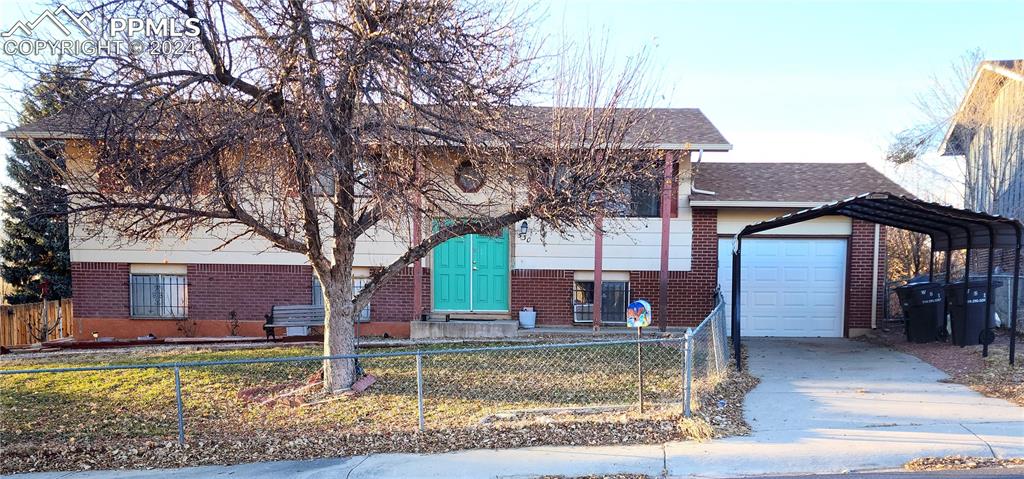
left=905, top=455, right=1024, bottom=471
left=0, top=343, right=761, bottom=475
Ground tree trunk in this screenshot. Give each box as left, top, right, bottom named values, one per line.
left=321, top=276, right=357, bottom=392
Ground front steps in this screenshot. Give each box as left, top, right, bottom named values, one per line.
left=410, top=319, right=518, bottom=339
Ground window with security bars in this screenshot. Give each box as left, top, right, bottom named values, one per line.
left=312, top=276, right=371, bottom=322
left=572, top=281, right=629, bottom=324
left=130, top=274, right=188, bottom=318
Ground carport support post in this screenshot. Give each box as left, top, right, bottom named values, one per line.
left=731, top=237, right=743, bottom=370
left=962, top=240, right=972, bottom=348
left=943, top=249, right=952, bottom=333
left=1010, top=226, right=1021, bottom=365
left=983, top=232, right=996, bottom=358
left=929, top=250, right=935, bottom=282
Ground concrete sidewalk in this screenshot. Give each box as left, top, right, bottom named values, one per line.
left=6, top=339, right=1023, bottom=478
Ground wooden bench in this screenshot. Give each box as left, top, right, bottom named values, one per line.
left=264, top=305, right=325, bottom=339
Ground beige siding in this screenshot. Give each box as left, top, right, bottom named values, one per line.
left=716, top=208, right=852, bottom=236
left=965, top=78, right=1024, bottom=220
left=71, top=224, right=409, bottom=267
left=513, top=212, right=694, bottom=271
left=69, top=151, right=699, bottom=272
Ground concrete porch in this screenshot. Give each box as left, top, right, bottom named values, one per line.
left=409, top=320, right=519, bottom=339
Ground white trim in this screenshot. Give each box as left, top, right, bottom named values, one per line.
left=573, top=271, right=630, bottom=281
left=939, top=61, right=1023, bottom=156
left=130, top=263, right=187, bottom=274
left=0, top=131, right=89, bottom=139
left=689, top=200, right=829, bottom=208
left=0, top=127, right=734, bottom=152
left=469, top=234, right=474, bottom=308
left=984, top=62, right=1024, bottom=82
left=645, top=143, right=733, bottom=151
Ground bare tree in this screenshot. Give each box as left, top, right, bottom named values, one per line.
left=886, top=228, right=931, bottom=281
left=886, top=49, right=983, bottom=166
left=7, top=0, right=663, bottom=391
left=884, top=49, right=984, bottom=203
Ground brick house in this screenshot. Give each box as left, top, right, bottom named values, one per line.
left=4, top=109, right=908, bottom=339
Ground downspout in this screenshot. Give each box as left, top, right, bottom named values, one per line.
left=688, top=148, right=717, bottom=197
left=871, top=224, right=881, bottom=330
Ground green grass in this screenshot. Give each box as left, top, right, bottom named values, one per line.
left=1, top=341, right=705, bottom=446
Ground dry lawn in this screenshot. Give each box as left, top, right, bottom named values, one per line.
left=0, top=342, right=757, bottom=474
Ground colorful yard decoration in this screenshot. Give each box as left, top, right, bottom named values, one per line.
left=626, top=299, right=652, bottom=328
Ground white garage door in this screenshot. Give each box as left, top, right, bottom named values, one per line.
left=718, top=238, right=847, bottom=337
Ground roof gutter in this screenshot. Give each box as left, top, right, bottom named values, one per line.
left=689, top=200, right=829, bottom=208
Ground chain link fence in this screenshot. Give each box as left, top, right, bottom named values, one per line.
left=1, top=296, right=730, bottom=444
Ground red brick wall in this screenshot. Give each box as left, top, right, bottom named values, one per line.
left=510, top=269, right=574, bottom=325
left=368, top=267, right=431, bottom=321
left=187, top=264, right=312, bottom=322
left=992, top=249, right=1020, bottom=273
left=70, top=261, right=423, bottom=338
left=508, top=209, right=719, bottom=328
left=629, top=208, right=719, bottom=327
left=71, top=262, right=130, bottom=318
left=845, top=220, right=887, bottom=333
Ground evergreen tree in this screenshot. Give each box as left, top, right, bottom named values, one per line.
left=1, top=68, right=84, bottom=303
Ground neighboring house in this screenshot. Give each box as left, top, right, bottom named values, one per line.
left=940, top=59, right=1023, bottom=273
left=941, top=59, right=1024, bottom=273
left=3, top=109, right=908, bottom=339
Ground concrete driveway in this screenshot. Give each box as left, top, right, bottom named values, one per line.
left=5, top=338, right=1024, bottom=478
left=660, top=338, right=1024, bottom=476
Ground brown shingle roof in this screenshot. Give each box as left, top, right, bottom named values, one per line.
left=690, top=162, right=912, bottom=203
left=2, top=105, right=731, bottom=150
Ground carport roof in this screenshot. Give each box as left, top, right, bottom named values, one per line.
left=737, top=192, right=1023, bottom=251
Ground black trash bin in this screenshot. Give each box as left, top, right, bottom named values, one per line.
left=945, top=279, right=1002, bottom=346
left=895, top=281, right=946, bottom=343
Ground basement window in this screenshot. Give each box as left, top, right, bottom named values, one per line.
left=130, top=274, right=188, bottom=318
left=312, top=276, right=371, bottom=322
left=572, top=280, right=629, bottom=324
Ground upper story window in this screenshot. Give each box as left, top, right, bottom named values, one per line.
left=454, top=160, right=485, bottom=193
left=610, top=178, right=661, bottom=217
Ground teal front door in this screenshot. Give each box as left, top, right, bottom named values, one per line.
left=432, top=228, right=509, bottom=312
left=471, top=229, right=510, bottom=311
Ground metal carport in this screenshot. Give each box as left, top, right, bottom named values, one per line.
left=730, top=192, right=1023, bottom=369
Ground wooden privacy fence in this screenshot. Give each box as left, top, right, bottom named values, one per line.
left=0, top=299, right=74, bottom=347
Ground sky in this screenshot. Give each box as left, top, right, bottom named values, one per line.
left=0, top=0, right=1022, bottom=202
